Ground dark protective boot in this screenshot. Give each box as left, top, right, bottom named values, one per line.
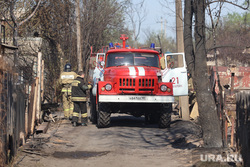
left=81, top=122, right=87, bottom=126
left=81, top=117, right=88, bottom=126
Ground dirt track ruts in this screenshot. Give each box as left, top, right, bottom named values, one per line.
left=14, top=112, right=203, bottom=167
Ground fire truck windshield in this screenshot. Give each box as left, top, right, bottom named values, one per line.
left=106, top=52, right=159, bottom=68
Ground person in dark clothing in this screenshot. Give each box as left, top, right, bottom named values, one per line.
left=71, top=71, right=92, bottom=126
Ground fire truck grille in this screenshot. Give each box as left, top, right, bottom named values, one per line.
left=139, top=78, right=154, bottom=87
left=119, top=78, right=136, bottom=87
left=119, top=78, right=155, bottom=92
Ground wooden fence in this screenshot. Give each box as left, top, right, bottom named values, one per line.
left=0, top=71, right=26, bottom=165
left=236, top=91, right=250, bottom=167
left=0, top=72, right=43, bottom=166
left=0, top=53, right=43, bottom=166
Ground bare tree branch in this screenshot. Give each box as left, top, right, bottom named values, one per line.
left=207, top=44, right=249, bottom=51
left=0, top=11, right=14, bottom=29
left=125, top=0, right=146, bottom=45
left=18, top=0, right=42, bottom=26
left=207, top=0, right=250, bottom=10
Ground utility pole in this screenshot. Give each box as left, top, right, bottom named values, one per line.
left=76, top=0, right=82, bottom=72
left=158, top=17, right=167, bottom=37
left=175, top=0, right=190, bottom=120
left=164, top=19, right=166, bottom=37
left=161, top=17, right=163, bottom=34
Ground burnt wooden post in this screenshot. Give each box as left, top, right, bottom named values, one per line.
left=231, top=73, right=235, bottom=95
left=230, top=116, right=235, bottom=148
left=31, top=78, right=38, bottom=134
left=36, top=52, right=42, bottom=122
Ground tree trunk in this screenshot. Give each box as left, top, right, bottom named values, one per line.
left=10, top=1, right=18, bottom=68
left=184, top=0, right=223, bottom=147
left=56, top=43, right=65, bottom=72
left=183, top=0, right=194, bottom=77
left=194, top=0, right=223, bottom=147
left=76, top=0, right=82, bottom=72
left=13, top=25, right=18, bottom=68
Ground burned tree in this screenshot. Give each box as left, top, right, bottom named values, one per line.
left=184, top=0, right=223, bottom=147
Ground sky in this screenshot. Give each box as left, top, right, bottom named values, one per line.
left=139, top=0, right=176, bottom=41
left=135, top=0, right=249, bottom=43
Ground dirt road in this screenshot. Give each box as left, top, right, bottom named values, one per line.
left=14, top=113, right=203, bottom=167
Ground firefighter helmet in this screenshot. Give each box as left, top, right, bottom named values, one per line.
left=64, top=63, right=71, bottom=72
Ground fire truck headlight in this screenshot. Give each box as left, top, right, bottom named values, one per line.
left=160, top=85, right=167, bottom=92
left=105, top=84, right=112, bottom=91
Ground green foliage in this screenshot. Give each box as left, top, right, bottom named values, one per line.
left=223, top=12, right=250, bottom=29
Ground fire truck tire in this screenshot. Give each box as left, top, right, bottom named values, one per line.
left=97, top=103, right=111, bottom=128
left=158, top=104, right=172, bottom=128
left=90, top=94, right=97, bottom=124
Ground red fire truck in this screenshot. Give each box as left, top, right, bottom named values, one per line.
left=89, top=34, right=188, bottom=128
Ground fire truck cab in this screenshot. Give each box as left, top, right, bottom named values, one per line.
left=90, top=34, right=188, bottom=128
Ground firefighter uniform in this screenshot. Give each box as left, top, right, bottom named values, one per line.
left=60, top=64, right=77, bottom=119
left=71, top=73, right=91, bottom=126
left=160, top=56, right=166, bottom=69
left=160, top=52, right=174, bottom=69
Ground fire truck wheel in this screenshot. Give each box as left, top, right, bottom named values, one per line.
left=97, top=103, right=111, bottom=128
left=158, top=104, right=172, bottom=128
left=90, top=94, right=97, bottom=124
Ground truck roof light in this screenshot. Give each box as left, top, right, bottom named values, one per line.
left=109, top=43, right=114, bottom=48
left=150, top=43, right=155, bottom=49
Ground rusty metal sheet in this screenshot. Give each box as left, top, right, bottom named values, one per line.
left=211, top=66, right=250, bottom=94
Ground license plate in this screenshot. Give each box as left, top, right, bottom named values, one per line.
left=128, top=96, right=147, bottom=100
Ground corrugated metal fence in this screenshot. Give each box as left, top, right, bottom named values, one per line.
left=0, top=71, right=27, bottom=166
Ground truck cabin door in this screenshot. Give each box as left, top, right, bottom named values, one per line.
left=162, top=52, right=188, bottom=96
left=96, top=53, right=105, bottom=68
left=92, top=53, right=106, bottom=96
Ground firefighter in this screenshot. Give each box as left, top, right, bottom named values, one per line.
left=160, top=55, right=166, bottom=69
left=71, top=71, right=92, bottom=127
left=166, top=55, right=174, bottom=68
left=60, top=63, right=77, bottom=119
left=160, top=52, right=175, bottom=69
